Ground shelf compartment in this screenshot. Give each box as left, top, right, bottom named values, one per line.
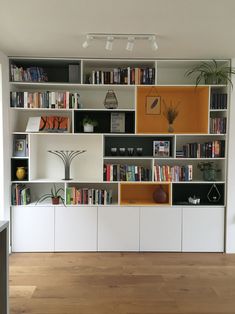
left=11, top=182, right=65, bottom=206
left=66, top=182, right=118, bottom=205
left=120, top=182, right=171, bottom=206
left=74, top=110, right=135, bottom=134
left=104, top=135, right=174, bottom=158
left=11, top=110, right=72, bottom=133
left=136, top=86, right=209, bottom=134
left=12, top=134, right=28, bottom=157
left=11, top=158, right=29, bottom=181
left=154, top=159, right=225, bottom=182
left=82, top=59, right=156, bottom=85
left=104, top=159, right=153, bottom=182
left=172, top=183, right=225, bottom=206
left=29, top=134, right=103, bottom=182
left=9, top=58, right=81, bottom=83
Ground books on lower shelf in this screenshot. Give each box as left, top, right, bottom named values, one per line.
left=10, top=91, right=81, bottom=109
left=11, top=184, right=31, bottom=205
left=10, top=65, right=48, bottom=82
left=176, top=140, right=225, bottom=158
left=154, top=164, right=193, bottom=182
left=66, top=187, right=112, bottom=205
left=103, top=164, right=152, bottom=181
left=210, top=118, right=227, bottom=134
left=210, top=93, right=227, bottom=109
left=88, top=67, right=155, bottom=85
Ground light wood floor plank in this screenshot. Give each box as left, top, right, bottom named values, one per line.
left=10, top=253, right=235, bottom=314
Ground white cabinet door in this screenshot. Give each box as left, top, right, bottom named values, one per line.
left=55, top=206, right=97, bottom=251
left=140, top=207, right=182, bottom=251
left=182, top=207, right=224, bottom=252
left=98, top=206, right=139, bottom=251
left=12, top=206, right=54, bottom=252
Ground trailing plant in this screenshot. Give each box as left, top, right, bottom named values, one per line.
left=36, top=184, right=65, bottom=205
left=185, top=60, right=235, bottom=87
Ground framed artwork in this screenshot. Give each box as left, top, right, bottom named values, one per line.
left=146, top=96, right=161, bottom=115
left=13, top=139, right=26, bottom=157
left=110, top=113, right=125, bottom=133
left=153, top=140, right=170, bottom=157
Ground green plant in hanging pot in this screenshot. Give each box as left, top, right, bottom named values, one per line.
left=197, top=161, right=221, bottom=181
left=185, top=60, right=235, bottom=87
left=36, top=184, right=65, bottom=205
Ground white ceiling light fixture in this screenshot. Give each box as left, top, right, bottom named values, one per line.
left=82, top=33, right=158, bottom=52
left=105, top=36, right=114, bottom=51
left=126, top=36, right=135, bottom=51
left=150, top=35, right=158, bottom=51
left=82, top=35, right=93, bottom=49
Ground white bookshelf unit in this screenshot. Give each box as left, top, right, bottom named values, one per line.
left=9, top=58, right=229, bottom=252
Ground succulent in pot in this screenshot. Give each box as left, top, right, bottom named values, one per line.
left=82, top=116, right=98, bottom=133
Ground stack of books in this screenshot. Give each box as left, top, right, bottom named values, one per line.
left=10, top=65, right=48, bottom=82
left=11, top=184, right=31, bottom=205
left=210, top=93, right=227, bottom=109
left=154, top=164, right=193, bottom=182
left=103, top=164, right=152, bottom=181
left=210, top=117, right=227, bottom=134
left=66, top=187, right=112, bottom=205
left=179, top=140, right=225, bottom=158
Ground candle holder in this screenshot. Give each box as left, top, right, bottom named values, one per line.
left=48, top=150, right=86, bottom=180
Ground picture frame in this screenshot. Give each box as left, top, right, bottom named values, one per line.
left=110, top=112, right=125, bottom=133
left=13, top=138, right=26, bottom=157
left=153, top=140, right=170, bottom=157
left=146, top=96, right=161, bottom=115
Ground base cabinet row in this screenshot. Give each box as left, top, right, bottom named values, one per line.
left=11, top=206, right=224, bottom=252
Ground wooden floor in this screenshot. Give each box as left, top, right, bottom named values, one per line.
left=9, top=252, right=235, bottom=314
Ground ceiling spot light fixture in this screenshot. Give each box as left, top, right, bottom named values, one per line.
left=105, top=36, right=114, bottom=51
left=82, top=35, right=93, bottom=48
left=126, top=36, right=135, bottom=51
left=82, top=33, right=158, bottom=52
left=150, top=35, right=158, bottom=51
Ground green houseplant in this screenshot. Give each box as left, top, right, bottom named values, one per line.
left=36, top=184, right=65, bottom=205
left=197, top=161, right=221, bottom=181
left=82, top=116, right=98, bottom=133
left=185, top=60, right=235, bottom=87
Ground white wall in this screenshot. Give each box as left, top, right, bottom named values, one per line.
left=226, top=58, right=235, bottom=253
left=0, top=51, right=10, bottom=221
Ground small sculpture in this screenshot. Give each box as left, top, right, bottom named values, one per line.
left=48, top=150, right=86, bottom=180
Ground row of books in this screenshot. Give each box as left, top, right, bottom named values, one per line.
left=210, top=93, right=227, bottom=109
left=176, top=140, right=225, bottom=158
left=89, top=67, right=155, bottom=85
left=154, top=165, right=193, bottom=182
left=10, top=91, right=81, bottom=109
left=11, top=184, right=31, bottom=205
left=103, top=164, right=152, bottom=181
left=66, top=187, right=113, bottom=205
left=210, top=117, right=227, bottom=134
left=10, top=65, right=48, bottom=82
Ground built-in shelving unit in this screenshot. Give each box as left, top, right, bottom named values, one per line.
left=10, top=57, right=229, bottom=252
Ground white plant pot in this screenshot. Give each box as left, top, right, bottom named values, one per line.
left=83, top=123, right=94, bottom=133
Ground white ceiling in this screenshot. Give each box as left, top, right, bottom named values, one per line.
left=1, top=0, right=235, bottom=59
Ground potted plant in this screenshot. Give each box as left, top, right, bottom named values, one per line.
left=82, top=116, right=98, bottom=133
left=197, top=161, right=221, bottom=181
left=36, top=184, right=65, bottom=205
left=163, top=100, right=179, bottom=133
left=185, top=60, right=235, bottom=87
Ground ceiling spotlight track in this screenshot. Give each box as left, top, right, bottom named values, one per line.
left=82, top=33, right=158, bottom=51
left=105, top=36, right=114, bottom=51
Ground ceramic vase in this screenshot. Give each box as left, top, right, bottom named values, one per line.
left=16, top=167, right=26, bottom=180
